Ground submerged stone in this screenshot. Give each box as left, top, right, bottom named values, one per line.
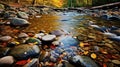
left=103, top=32, right=117, bottom=38
left=9, top=45, right=40, bottom=60
left=109, top=36, right=120, bottom=41
left=10, top=18, right=30, bottom=27
left=51, top=30, right=65, bottom=36
left=60, top=36, right=79, bottom=47
left=111, top=29, right=120, bottom=36
left=71, top=55, right=98, bottom=67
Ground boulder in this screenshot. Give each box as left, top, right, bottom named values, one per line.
left=70, top=55, right=98, bottom=67
left=9, top=45, right=40, bottom=60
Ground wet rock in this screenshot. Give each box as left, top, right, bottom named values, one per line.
left=70, top=55, right=98, bottom=67
left=26, top=38, right=41, bottom=45
left=3, top=12, right=10, bottom=19
left=106, top=62, right=115, bottom=67
left=0, top=4, right=5, bottom=9
left=61, top=61, right=75, bottom=67
left=10, top=18, right=30, bottom=27
left=109, top=36, right=120, bottom=41
left=109, top=16, right=120, bottom=20
left=17, top=11, right=29, bottom=19
left=7, top=42, right=17, bottom=47
left=39, top=30, right=46, bottom=33
left=52, top=41, right=60, bottom=46
left=111, top=60, right=120, bottom=65
left=0, top=56, right=14, bottom=67
left=109, top=26, right=119, bottom=31
left=0, top=47, right=10, bottom=58
left=54, top=47, right=64, bottom=54
left=77, top=35, right=86, bottom=41
left=39, top=50, right=50, bottom=62
left=88, top=35, right=96, bottom=39
left=0, top=22, right=5, bottom=25
left=35, top=33, right=45, bottom=39
left=49, top=55, right=57, bottom=62
left=60, top=36, right=79, bottom=47
left=101, top=14, right=110, bottom=20
left=42, top=35, right=56, bottom=41
left=0, top=36, right=12, bottom=41
left=92, top=25, right=108, bottom=33
left=103, top=32, right=117, bottom=38
left=104, top=43, right=113, bottom=48
left=18, top=33, right=28, bottom=38
left=111, top=29, right=120, bottom=36
left=89, top=24, right=100, bottom=28
left=9, top=45, right=40, bottom=60
left=51, top=30, right=65, bottom=36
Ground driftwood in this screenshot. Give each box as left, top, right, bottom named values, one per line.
left=91, top=2, right=120, bottom=9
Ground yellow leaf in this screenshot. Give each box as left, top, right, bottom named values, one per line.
left=34, top=42, right=38, bottom=44
left=84, top=51, right=88, bottom=55
left=79, top=42, right=84, bottom=47
left=15, top=42, right=20, bottom=45
left=91, top=53, right=97, bottom=59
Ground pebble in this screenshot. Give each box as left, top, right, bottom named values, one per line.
left=18, top=33, right=28, bottom=38
left=0, top=36, right=12, bottom=41
left=0, top=56, right=14, bottom=64
left=111, top=60, right=120, bottom=65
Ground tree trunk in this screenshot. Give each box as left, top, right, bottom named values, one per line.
left=32, top=0, right=36, bottom=5
left=16, top=0, right=20, bottom=3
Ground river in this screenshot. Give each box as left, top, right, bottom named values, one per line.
left=24, top=11, right=120, bottom=36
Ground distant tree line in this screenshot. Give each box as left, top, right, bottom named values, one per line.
left=65, top=0, right=120, bottom=7
left=0, top=0, right=120, bottom=7
left=92, top=0, right=120, bottom=6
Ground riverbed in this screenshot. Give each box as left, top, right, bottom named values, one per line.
left=25, top=11, right=120, bottom=36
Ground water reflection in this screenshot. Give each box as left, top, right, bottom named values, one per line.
left=26, top=14, right=60, bottom=33
left=25, top=11, right=120, bottom=36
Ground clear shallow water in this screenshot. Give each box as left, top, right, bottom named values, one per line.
left=26, top=11, right=120, bottom=36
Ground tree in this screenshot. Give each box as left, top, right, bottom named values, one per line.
left=15, top=0, right=20, bottom=3
left=32, top=0, right=36, bottom=5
